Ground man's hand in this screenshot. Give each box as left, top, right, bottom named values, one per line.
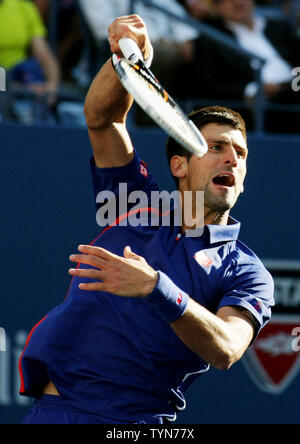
left=69, top=245, right=158, bottom=298
left=108, top=14, right=153, bottom=61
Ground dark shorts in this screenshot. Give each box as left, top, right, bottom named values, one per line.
left=22, top=395, right=164, bottom=425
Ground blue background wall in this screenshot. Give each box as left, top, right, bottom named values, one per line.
left=0, top=124, right=299, bottom=424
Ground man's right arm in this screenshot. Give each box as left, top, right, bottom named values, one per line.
left=84, top=15, right=153, bottom=169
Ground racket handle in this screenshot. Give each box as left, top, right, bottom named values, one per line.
left=119, top=38, right=144, bottom=63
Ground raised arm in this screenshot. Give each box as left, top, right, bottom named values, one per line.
left=84, top=15, right=153, bottom=168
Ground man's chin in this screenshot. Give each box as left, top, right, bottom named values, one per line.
left=205, top=188, right=239, bottom=212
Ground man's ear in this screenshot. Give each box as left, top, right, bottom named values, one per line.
left=170, top=155, right=189, bottom=181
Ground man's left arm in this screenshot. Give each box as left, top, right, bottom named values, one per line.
left=170, top=301, right=255, bottom=370
left=171, top=258, right=274, bottom=369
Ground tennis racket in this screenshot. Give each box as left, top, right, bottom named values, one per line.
left=112, top=38, right=208, bottom=157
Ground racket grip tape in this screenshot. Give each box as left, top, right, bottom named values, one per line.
left=119, top=38, right=153, bottom=68
left=119, top=38, right=143, bottom=64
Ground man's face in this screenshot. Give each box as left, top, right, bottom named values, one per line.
left=216, top=0, right=254, bottom=24
left=180, top=123, right=248, bottom=215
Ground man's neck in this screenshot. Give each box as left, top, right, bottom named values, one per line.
left=204, top=209, right=230, bottom=226
left=181, top=208, right=230, bottom=233
left=178, top=188, right=231, bottom=232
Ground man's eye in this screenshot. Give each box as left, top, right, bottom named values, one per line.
left=210, top=145, right=221, bottom=150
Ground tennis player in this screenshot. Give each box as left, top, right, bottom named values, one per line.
left=20, top=15, right=274, bottom=424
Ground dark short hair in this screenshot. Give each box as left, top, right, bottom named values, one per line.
left=165, top=105, right=247, bottom=187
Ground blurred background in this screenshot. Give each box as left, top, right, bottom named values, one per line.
left=0, top=0, right=299, bottom=424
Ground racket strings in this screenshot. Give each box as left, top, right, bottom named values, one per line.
left=120, top=60, right=205, bottom=154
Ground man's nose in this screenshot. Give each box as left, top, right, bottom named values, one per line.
left=224, top=146, right=238, bottom=167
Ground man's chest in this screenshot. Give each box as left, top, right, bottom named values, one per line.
left=95, top=225, right=230, bottom=312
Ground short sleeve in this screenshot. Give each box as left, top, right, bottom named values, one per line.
left=218, top=251, right=275, bottom=339
left=90, top=149, right=161, bottom=227
left=22, top=1, right=47, bottom=39
left=90, top=149, right=159, bottom=197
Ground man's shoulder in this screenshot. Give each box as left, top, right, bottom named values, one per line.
left=231, top=239, right=273, bottom=282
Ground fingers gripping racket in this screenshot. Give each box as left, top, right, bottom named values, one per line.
left=112, top=38, right=208, bottom=157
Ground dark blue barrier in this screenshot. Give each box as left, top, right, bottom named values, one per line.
left=0, top=124, right=299, bottom=424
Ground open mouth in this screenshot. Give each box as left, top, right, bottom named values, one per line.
left=212, top=173, right=236, bottom=188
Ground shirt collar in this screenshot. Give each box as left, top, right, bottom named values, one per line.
left=206, top=216, right=241, bottom=244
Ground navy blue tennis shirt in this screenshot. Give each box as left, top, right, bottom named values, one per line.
left=19, top=149, right=274, bottom=423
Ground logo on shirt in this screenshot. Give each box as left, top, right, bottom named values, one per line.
left=250, top=299, right=262, bottom=314
left=194, top=250, right=213, bottom=268
left=140, top=161, right=148, bottom=178
left=243, top=261, right=300, bottom=394
left=177, top=294, right=183, bottom=305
